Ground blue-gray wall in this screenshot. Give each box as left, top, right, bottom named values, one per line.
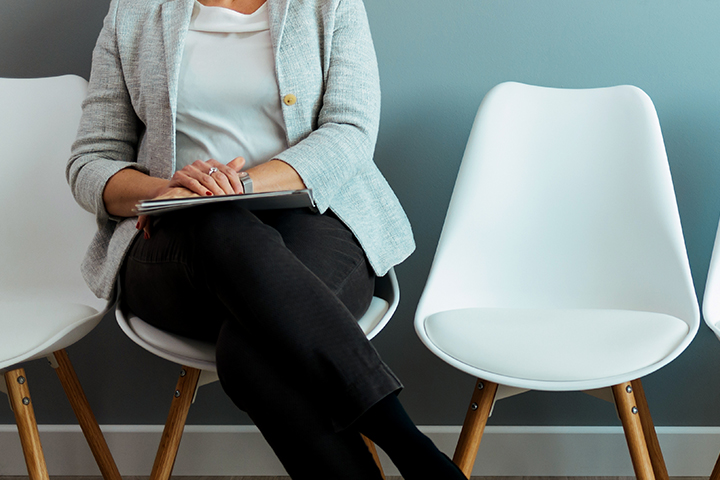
left=1, top=0, right=719, bottom=428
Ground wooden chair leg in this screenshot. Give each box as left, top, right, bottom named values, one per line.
left=630, top=379, right=669, bottom=480
left=612, top=381, right=655, bottom=480
left=710, top=452, right=720, bottom=480
left=52, top=349, right=121, bottom=480
left=452, top=378, right=498, bottom=478
left=4, top=368, right=50, bottom=480
left=150, top=366, right=201, bottom=480
left=362, top=434, right=386, bottom=479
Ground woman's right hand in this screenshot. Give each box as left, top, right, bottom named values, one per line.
left=136, top=187, right=197, bottom=239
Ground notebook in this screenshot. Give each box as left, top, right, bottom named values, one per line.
left=135, top=189, right=316, bottom=216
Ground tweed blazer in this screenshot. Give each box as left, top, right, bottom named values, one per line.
left=67, top=0, right=415, bottom=299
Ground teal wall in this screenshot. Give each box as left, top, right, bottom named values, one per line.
left=1, top=0, right=719, bottom=428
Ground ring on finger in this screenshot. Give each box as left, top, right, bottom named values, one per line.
left=208, top=167, right=219, bottom=176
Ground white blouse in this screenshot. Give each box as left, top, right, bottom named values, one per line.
left=175, top=1, right=288, bottom=171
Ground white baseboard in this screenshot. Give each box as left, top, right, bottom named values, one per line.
left=1, top=425, right=719, bottom=476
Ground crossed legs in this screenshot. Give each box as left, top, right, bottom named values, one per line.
left=121, top=205, right=399, bottom=478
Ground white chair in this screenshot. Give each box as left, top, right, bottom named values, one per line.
left=116, top=267, right=400, bottom=480
left=701, top=219, right=720, bottom=480
left=702, top=220, right=720, bottom=344
left=415, top=82, right=699, bottom=480
left=0, top=76, right=120, bottom=480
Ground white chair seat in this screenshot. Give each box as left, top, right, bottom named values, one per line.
left=422, top=308, right=688, bottom=386
left=357, top=296, right=391, bottom=335
left=122, top=296, right=391, bottom=373
left=125, top=315, right=218, bottom=371
left=0, top=301, right=101, bottom=370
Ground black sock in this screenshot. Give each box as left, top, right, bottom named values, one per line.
left=354, top=394, right=467, bottom=479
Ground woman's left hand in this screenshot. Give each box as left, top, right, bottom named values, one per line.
left=137, top=157, right=246, bottom=239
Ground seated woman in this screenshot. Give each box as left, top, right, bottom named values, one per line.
left=67, top=0, right=466, bottom=478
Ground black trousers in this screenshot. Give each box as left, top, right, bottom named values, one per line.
left=121, top=204, right=401, bottom=480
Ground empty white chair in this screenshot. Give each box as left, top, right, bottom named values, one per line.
left=701, top=219, right=720, bottom=480
left=703, top=221, right=720, bottom=342
left=116, top=268, right=400, bottom=480
left=415, top=82, right=699, bottom=479
left=0, top=75, right=119, bottom=480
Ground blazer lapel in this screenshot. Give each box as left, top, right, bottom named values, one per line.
left=161, top=0, right=194, bottom=118
left=268, top=0, right=290, bottom=62
left=160, top=0, right=194, bottom=174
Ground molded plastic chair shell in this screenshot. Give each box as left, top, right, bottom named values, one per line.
left=701, top=221, right=720, bottom=480
left=0, top=75, right=107, bottom=370
left=0, top=75, right=118, bottom=480
left=415, top=82, right=699, bottom=392
left=702, top=220, right=720, bottom=341
left=116, top=268, right=399, bottom=372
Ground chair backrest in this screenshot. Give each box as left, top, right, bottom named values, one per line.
left=702, top=220, right=720, bottom=340
left=0, top=75, right=101, bottom=308
left=416, top=82, right=698, bottom=331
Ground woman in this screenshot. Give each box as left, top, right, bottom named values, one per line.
left=68, top=0, right=466, bottom=478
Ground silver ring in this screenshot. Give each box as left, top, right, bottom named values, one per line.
left=207, top=167, right=219, bottom=176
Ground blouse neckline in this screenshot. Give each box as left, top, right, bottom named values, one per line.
left=191, top=1, right=269, bottom=33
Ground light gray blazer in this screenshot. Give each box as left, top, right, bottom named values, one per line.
left=67, top=0, right=415, bottom=299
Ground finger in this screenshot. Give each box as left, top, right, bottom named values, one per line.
left=154, top=186, right=200, bottom=200
left=168, top=164, right=213, bottom=196
left=174, top=171, right=214, bottom=196
left=166, top=173, right=202, bottom=194
left=136, top=215, right=147, bottom=230
left=210, top=169, right=235, bottom=195
left=227, top=156, right=246, bottom=172
left=190, top=159, right=210, bottom=172
left=226, top=157, right=246, bottom=194
left=208, top=159, right=241, bottom=194
left=188, top=160, right=225, bottom=196
left=137, top=215, right=152, bottom=239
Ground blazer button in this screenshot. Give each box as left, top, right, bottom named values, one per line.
left=283, top=94, right=297, bottom=106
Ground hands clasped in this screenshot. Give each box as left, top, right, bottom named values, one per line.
left=137, top=156, right=246, bottom=238
left=166, top=157, right=246, bottom=197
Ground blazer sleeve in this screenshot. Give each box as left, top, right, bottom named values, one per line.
left=273, top=0, right=381, bottom=213
left=66, top=0, right=148, bottom=227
